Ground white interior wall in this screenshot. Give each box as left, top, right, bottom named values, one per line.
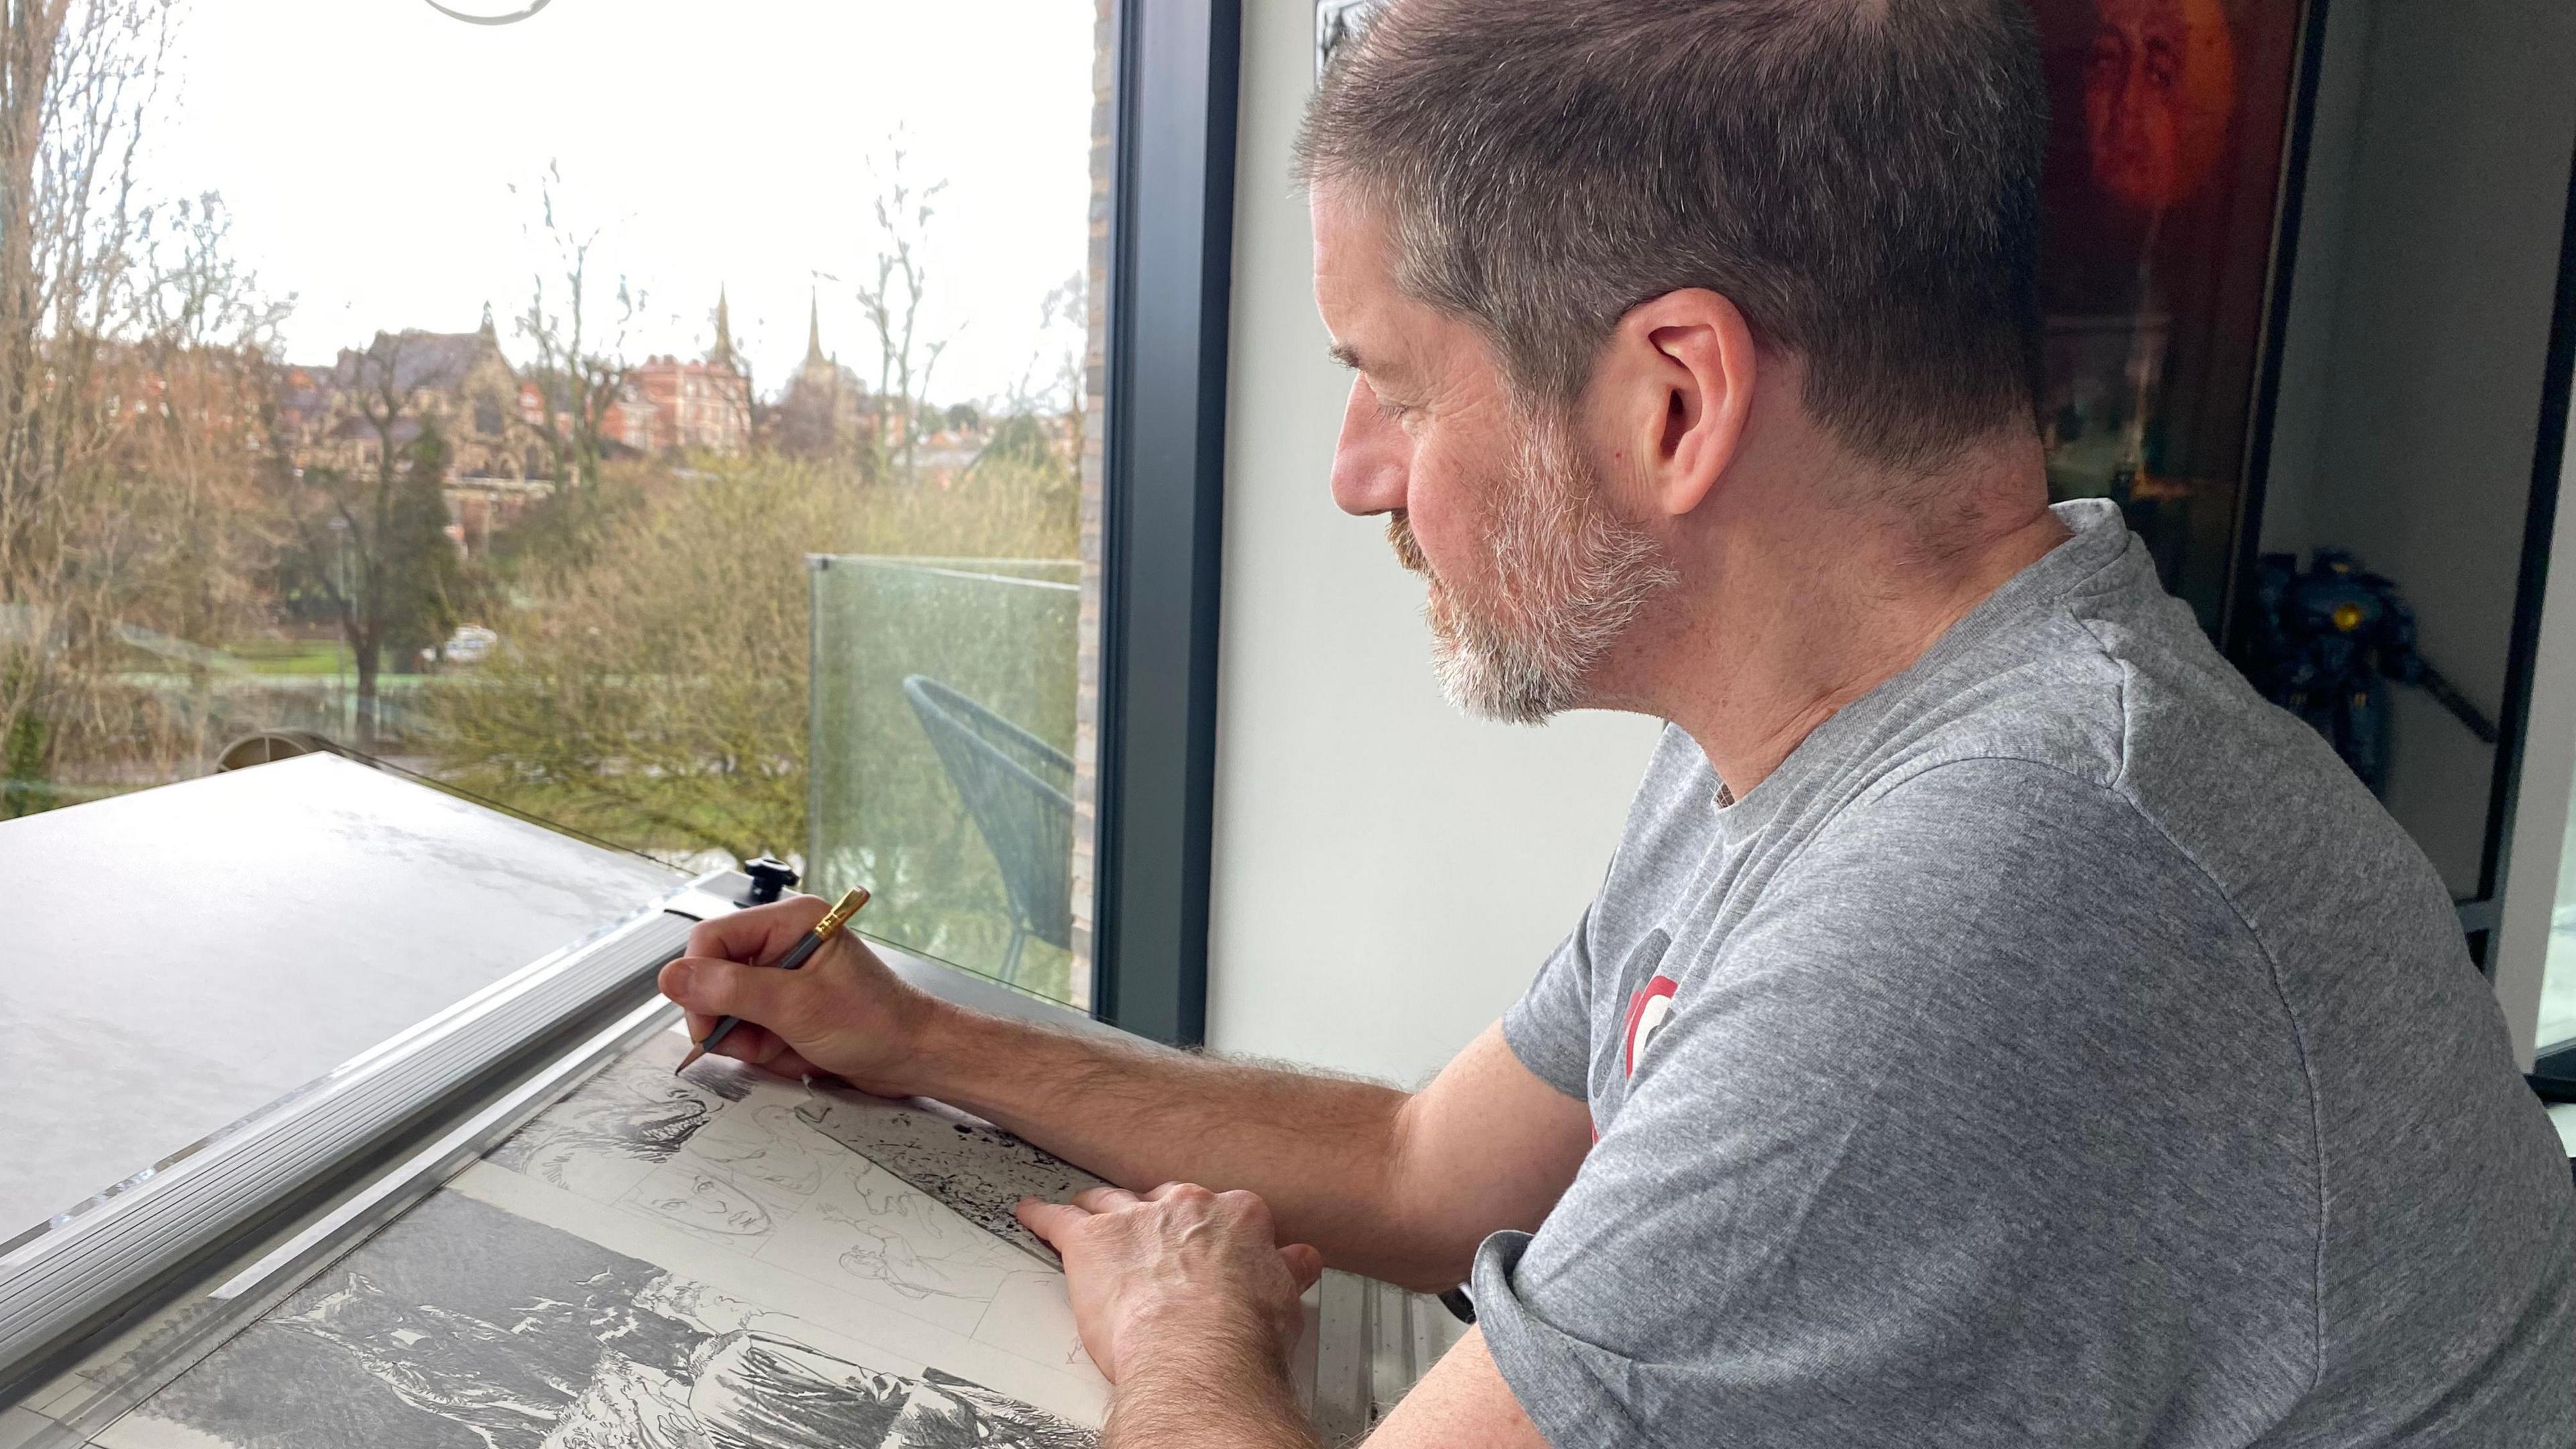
left=1201, top=0, right=1661, bottom=1085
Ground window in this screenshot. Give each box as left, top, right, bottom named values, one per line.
left=2542, top=842, right=2576, bottom=1054
left=0, top=0, right=1236, bottom=1036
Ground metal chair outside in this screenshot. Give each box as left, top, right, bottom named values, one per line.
left=901, top=675, right=1075, bottom=986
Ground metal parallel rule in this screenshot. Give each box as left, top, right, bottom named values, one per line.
left=0, top=907, right=700, bottom=1402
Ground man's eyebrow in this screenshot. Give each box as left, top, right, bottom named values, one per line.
left=1327, top=341, right=1364, bottom=371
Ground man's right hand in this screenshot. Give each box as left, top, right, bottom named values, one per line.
left=656, top=894, right=943, bottom=1097
left=663, top=903, right=1591, bottom=1305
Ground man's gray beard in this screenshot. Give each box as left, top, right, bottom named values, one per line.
left=1389, top=414, right=1674, bottom=724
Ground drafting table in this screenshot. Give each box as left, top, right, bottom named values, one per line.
left=0, top=757, right=1452, bottom=1447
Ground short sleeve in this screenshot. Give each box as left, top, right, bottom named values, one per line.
left=1499, top=725, right=1712, bottom=1105
left=1501, top=909, right=1599, bottom=1101
left=1471, top=758, right=2308, bottom=1448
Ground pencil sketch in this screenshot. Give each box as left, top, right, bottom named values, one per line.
left=690, top=1104, right=832, bottom=1197
left=105, top=1188, right=1094, bottom=1449
left=815, top=1195, right=1012, bottom=1303
left=621, top=1159, right=785, bottom=1246
left=788, top=1091, right=1109, bottom=1264
left=501, top=1026, right=1104, bottom=1267
left=471, top=1024, right=1095, bottom=1361
left=484, top=1041, right=751, bottom=1205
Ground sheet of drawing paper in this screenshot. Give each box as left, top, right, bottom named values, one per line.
left=778, top=1081, right=1114, bottom=1266
left=84, top=1023, right=1108, bottom=1448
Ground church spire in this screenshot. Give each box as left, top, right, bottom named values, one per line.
left=803, top=288, right=826, bottom=370
left=710, top=285, right=737, bottom=368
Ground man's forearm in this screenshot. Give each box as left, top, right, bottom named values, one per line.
left=1101, top=1330, right=1318, bottom=1449
left=905, top=1004, right=1445, bottom=1284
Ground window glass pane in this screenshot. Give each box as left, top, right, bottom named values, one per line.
left=2541, top=812, right=2576, bottom=1053
left=810, top=558, right=1084, bottom=1001
left=0, top=0, right=1110, bottom=1009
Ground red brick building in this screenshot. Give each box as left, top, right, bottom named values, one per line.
left=623, top=353, right=751, bottom=455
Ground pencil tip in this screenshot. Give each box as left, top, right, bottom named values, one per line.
left=674, top=1045, right=706, bottom=1075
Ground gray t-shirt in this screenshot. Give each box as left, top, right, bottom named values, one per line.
left=1477, top=499, right=2575, bottom=1448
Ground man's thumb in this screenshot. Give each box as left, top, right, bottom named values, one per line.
left=1281, top=1242, right=1325, bottom=1294
left=659, top=956, right=797, bottom=1026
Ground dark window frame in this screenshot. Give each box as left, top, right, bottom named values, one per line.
left=1087, top=0, right=1241, bottom=1046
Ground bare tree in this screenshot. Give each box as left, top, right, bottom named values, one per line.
left=288, top=332, right=458, bottom=745
left=104, top=193, right=293, bottom=727
left=513, top=159, right=637, bottom=495
left=0, top=0, right=173, bottom=811
left=0, top=0, right=168, bottom=587
left=853, top=144, right=953, bottom=485
left=975, top=272, right=1087, bottom=488
left=1044, top=268, right=1087, bottom=445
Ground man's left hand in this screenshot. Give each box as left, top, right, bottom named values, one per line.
left=1016, top=1183, right=1324, bottom=1384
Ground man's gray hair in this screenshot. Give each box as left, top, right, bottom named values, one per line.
left=1297, top=0, right=2049, bottom=472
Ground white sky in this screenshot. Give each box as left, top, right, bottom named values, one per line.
left=136, top=0, right=1097, bottom=406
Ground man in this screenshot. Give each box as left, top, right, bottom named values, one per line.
left=659, top=0, right=2576, bottom=1443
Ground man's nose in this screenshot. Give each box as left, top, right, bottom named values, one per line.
left=1330, top=377, right=1406, bottom=517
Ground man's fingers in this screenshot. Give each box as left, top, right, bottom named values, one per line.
left=1016, top=1198, right=1090, bottom=1244
left=659, top=955, right=808, bottom=1030
left=1070, top=1185, right=1139, bottom=1213
left=684, top=895, right=828, bottom=966
left=1279, top=1242, right=1325, bottom=1294
left=665, top=1016, right=821, bottom=1082
left=706, top=1021, right=792, bottom=1070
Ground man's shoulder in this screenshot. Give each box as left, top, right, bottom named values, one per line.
left=1780, top=750, right=2245, bottom=957
left=1857, top=575, right=2407, bottom=907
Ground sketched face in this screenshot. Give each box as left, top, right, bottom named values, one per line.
left=690, top=1106, right=826, bottom=1196
left=644, top=1173, right=772, bottom=1237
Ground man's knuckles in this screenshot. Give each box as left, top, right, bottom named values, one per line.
left=668, top=957, right=835, bottom=1034
left=1214, top=1189, right=1273, bottom=1228
left=684, top=897, right=826, bottom=959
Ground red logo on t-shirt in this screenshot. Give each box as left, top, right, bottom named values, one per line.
left=1621, top=975, right=1680, bottom=1077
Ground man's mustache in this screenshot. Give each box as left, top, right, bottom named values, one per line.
left=1386, top=510, right=1430, bottom=576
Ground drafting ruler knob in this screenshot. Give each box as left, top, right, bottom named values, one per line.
left=737, top=856, right=800, bottom=906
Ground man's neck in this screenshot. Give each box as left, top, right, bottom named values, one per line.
left=1612, top=455, right=2070, bottom=800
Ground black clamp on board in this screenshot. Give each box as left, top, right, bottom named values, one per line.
left=736, top=857, right=800, bottom=907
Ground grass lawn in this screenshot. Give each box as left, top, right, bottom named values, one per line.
left=225, top=639, right=352, bottom=676
left=431, top=768, right=775, bottom=861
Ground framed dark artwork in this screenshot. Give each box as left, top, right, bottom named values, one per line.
left=2031, top=0, right=2320, bottom=637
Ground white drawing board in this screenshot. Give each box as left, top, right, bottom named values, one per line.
left=0, top=755, right=682, bottom=1240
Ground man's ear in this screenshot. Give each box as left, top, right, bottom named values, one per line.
left=1604, top=288, right=1757, bottom=518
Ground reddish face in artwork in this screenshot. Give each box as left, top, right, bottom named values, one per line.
left=2083, top=0, right=2239, bottom=214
